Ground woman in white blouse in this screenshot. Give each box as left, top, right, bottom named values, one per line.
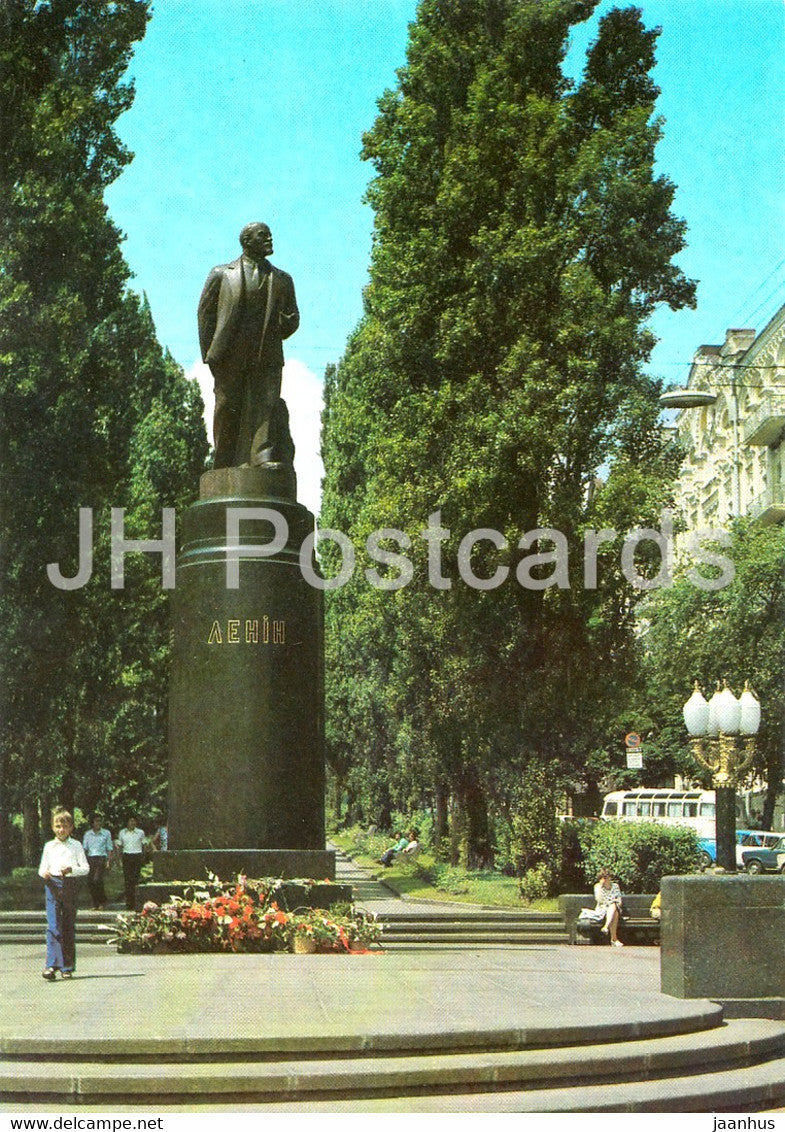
left=594, top=868, right=624, bottom=947
left=38, top=810, right=89, bottom=980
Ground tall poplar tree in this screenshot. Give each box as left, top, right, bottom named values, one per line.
left=0, top=0, right=208, bottom=863
left=321, top=0, right=696, bottom=861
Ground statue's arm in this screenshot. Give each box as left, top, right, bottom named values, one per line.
left=279, top=272, right=300, bottom=341
left=197, top=268, right=223, bottom=361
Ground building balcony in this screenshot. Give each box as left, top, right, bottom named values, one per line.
left=747, top=484, right=785, bottom=525
left=743, top=394, right=785, bottom=446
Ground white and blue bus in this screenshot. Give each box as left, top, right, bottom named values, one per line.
left=599, top=787, right=782, bottom=866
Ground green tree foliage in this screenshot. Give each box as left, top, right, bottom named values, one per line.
left=637, top=521, right=785, bottom=828
left=0, top=1, right=209, bottom=863
left=321, top=0, right=696, bottom=858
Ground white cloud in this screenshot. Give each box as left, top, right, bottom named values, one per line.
left=185, top=358, right=324, bottom=516
left=283, top=358, right=325, bottom=516
left=187, top=360, right=214, bottom=432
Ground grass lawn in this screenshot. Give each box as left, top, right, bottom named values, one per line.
left=330, top=831, right=558, bottom=913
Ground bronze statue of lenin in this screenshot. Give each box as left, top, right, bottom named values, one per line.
left=198, top=222, right=300, bottom=470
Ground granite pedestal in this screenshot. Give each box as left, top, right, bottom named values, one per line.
left=159, top=465, right=332, bottom=887
left=660, top=874, right=785, bottom=1015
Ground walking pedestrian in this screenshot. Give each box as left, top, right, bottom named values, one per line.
left=115, top=816, right=147, bottom=910
left=82, top=813, right=114, bottom=909
left=38, top=810, right=89, bottom=980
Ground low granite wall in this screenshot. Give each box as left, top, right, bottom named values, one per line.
left=660, top=874, right=785, bottom=1005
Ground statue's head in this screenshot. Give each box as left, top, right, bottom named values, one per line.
left=240, top=222, right=273, bottom=260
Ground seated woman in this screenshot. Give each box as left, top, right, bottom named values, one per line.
left=594, top=868, right=624, bottom=947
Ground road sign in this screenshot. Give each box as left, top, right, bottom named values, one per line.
left=626, top=751, right=643, bottom=769
left=625, top=732, right=642, bottom=749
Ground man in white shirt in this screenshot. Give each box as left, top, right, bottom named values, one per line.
left=115, top=816, right=147, bottom=910
left=82, top=814, right=114, bottom=910
left=38, top=810, right=89, bottom=980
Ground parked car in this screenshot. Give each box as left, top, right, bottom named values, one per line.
left=697, top=836, right=716, bottom=868
left=698, top=830, right=783, bottom=869
left=739, top=831, right=785, bottom=873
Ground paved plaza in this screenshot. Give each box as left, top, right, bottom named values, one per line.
left=0, top=937, right=684, bottom=1053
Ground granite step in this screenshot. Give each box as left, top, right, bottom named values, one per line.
left=0, top=930, right=569, bottom=948
left=1, top=1019, right=783, bottom=1106
left=0, top=911, right=119, bottom=947
left=244, top=1056, right=785, bottom=1112
left=381, top=933, right=568, bottom=945
left=380, top=910, right=564, bottom=922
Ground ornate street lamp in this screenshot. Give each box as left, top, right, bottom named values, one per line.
left=683, top=681, right=761, bottom=871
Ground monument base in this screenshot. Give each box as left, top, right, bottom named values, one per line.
left=134, top=881, right=353, bottom=913
left=661, top=874, right=785, bottom=1008
left=167, top=472, right=325, bottom=854
left=134, top=847, right=348, bottom=912
left=152, top=848, right=336, bottom=883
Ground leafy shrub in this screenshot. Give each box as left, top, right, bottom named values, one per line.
left=430, top=864, right=470, bottom=894
left=579, top=821, right=701, bottom=892
left=519, top=862, right=553, bottom=903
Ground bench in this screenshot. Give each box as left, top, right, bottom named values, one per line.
left=559, top=894, right=660, bottom=946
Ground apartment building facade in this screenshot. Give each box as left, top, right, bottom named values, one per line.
left=667, top=304, right=785, bottom=529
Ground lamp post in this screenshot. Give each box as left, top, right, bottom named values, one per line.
left=682, top=681, right=761, bottom=871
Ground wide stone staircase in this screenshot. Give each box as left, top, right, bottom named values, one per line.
left=0, top=909, right=118, bottom=946
left=0, top=907, right=568, bottom=951
left=0, top=847, right=569, bottom=949
left=376, top=908, right=568, bottom=946
left=1, top=1007, right=784, bottom=1110
left=333, top=845, right=569, bottom=947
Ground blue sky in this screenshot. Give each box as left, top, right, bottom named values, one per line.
left=105, top=0, right=785, bottom=513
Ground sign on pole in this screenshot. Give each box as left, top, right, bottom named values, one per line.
left=626, top=750, right=643, bottom=770
left=625, top=732, right=642, bottom=749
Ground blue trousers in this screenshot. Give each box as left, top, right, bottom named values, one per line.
left=44, top=877, right=77, bottom=972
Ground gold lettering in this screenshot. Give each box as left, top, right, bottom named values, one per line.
left=207, top=616, right=286, bottom=644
